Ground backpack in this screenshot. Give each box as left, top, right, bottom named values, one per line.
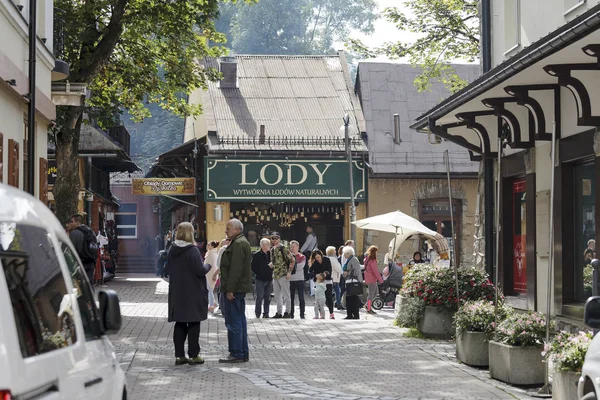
left=279, top=246, right=297, bottom=274
left=78, top=226, right=99, bottom=264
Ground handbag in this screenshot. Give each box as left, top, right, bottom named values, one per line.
left=345, top=268, right=363, bottom=297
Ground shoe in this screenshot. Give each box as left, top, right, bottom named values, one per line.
left=256, top=314, right=261, bottom=319
left=367, top=310, right=377, bottom=315
left=219, top=356, right=245, bottom=363
left=343, top=316, right=352, bottom=320
left=188, top=356, right=204, bottom=365
left=300, top=315, right=305, bottom=319
left=289, top=314, right=294, bottom=319
left=320, top=316, right=325, bottom=319
left=313, top=316, right=320, bottom=319
left=330, top=314, right=335, bottom=319
left=283, top=312, right=291, bottom=319
left=262, top=314, right=269, bottom=318
left=175, top=357, right=189, bottom=365
left=272, top=313, right=283, bottom=319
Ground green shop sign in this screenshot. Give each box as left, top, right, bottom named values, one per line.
left=205, top=158, right=367, bottom=202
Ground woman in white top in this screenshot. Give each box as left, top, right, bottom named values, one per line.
left=205, top=241, right=220, bottom=312
left=326, top=246, right=344, bottom=310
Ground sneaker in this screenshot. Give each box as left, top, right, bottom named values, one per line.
left=272, top=313, right=283, bottom=319
left=313, top=316, right=320, bottom=319
left=330, top=314, right=335, bottom=319
left=283, top=312, right=291, bottom=319
left=262, top=314, right=270, bottom=318
left=219, top=355, right=245, bottom=364
left=175, top=357, right=189, bottom=365
left=188, top=356, right=204, bottom=365
left=320, top=316, right=325, bottom=319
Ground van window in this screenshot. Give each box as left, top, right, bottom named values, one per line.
left=0, top=222, right=77, bottom=358
left=59, top=242, right=102, bottom=340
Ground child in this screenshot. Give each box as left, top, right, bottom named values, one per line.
left=314, top=273, right=326, bottom=319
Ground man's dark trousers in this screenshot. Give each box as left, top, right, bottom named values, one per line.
left=254, top=279, right=272, bottom=317
left=289, top=280, right=305, bottom=318
left=221, top=292, right=249, bottom=360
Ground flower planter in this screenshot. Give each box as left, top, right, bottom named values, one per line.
left=417, top=306, right=454, bottom=339
left=456, top=331, right=489, bottom=367
left=394, top=295, right=406, bottom=319
left=552, top=371, right=580, bottom=400
left=488, top=341, right=544, bottom=385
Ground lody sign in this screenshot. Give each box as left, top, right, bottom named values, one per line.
left=205, top=158, right=367, bottom=202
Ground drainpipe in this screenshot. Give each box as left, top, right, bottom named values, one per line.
left=87, top=156, right=93, bottom=227
left=481, top=0, right=494, bottom=278
left=27, top=0, right=37, bottom=195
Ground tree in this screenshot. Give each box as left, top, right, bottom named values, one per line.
left=348, top=0, right=479, bottom=93
left=52, top=0, right=238, bottom=225
left=217, top=0, right=377, bottom=55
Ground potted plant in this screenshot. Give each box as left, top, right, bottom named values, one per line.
left=454, top=300, right=512, bottom=367
left=401, top=265, right=496, bottom=339
left=489, top=312, right=555, bottom=385
left=544, top=331, right=593, bottom=400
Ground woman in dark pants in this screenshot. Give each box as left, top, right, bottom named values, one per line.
left=309, top=249, right=335, bottom=319
left=342, top=246, right=363, bottom=319
left=166, top=222, right=211, bottom=365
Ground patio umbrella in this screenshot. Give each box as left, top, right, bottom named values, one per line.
left=352, top=210, right=438, bottom=261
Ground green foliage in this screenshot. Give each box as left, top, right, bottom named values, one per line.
left=395, top=297, right=426, bottom=328
left=348, top=0, right=480, bottom=93
left=402, top=264, right=498, bottom=311
left=454, top=300, right=512, bottom=337
left=584, top=264, right=593, bottom=296
left=494, top=312, right=555, bottom=347
left=402, top=327, right=425, bottom=339
left=544, top=331, right=593, bottom=372
left=216, top=0, right=376, bottom=55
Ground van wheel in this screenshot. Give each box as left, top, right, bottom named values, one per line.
left=372, top=298, right=384, bottom=310
left=582, top=392, right=597, bottom=400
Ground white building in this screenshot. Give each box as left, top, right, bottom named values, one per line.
left=413, top=2, right=600, bottom=323
left=0, top=0, right=67, bottom=200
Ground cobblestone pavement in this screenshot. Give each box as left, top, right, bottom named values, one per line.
left=105, top=275, right=540, bottom=400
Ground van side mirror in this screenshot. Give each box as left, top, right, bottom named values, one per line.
left=98, top=289, right=122, bottom=333
left=584, top=296, right=600, bottom=329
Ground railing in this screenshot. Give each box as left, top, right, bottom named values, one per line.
left=107, top=126, right=131, bottom=155
left=216, top=134, right=365, bottom=150
left=53, top=7, right=66, bottom=59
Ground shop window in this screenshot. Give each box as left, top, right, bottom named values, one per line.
left=59, top=242, right=102, bottom=340
left=504, top=0, right=520, bottom=53
left=115, top=203, right=138, bottom=239
left=511, top=180, right=527, bottom=295
left=419, top=199, right=461, bottom=264
left=8, top=139, right=19, bottom=188
left=0, top=223, right=77, bottom=358
left=574, top=163, right=595, bottom=303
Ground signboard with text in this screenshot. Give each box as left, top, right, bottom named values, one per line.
left=205, top=158, right=367, bottom=202
left=132, top=178, right=196, bottom=196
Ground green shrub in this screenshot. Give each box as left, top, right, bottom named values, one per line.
left=395, top=297, right=426, bottom=328
left=454, top=300, right=513, bottom=337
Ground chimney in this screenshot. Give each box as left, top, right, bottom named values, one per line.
left=393, top=114, right=402, bottom=144
left=219, top=56, right=237, bottom=89
left=259, top=125, right=265, bottom=144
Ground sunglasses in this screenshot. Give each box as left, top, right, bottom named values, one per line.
left=271, top=237, right=280, bottom=240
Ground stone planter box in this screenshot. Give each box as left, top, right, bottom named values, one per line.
left=417, top=306, right=454, bottom=339
left=456, top=331, right=489, bottom=367
left=488, top=341, right=544, bottom=385
left=552, top=371, right=580, bottom=400
left=394, top=295, right=406, bottom=319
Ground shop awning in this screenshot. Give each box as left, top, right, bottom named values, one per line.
left=411, top=4, right=600, bottom=159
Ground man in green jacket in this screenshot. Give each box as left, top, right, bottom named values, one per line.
left=218, top=218, right=253, bottom=363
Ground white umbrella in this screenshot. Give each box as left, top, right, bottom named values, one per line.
left=352, top=210, right=438, bottom=261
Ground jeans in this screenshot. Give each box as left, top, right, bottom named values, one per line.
left=173, top=321, right=200, bottom=358
left=272, top=276, right=291, bottom=314
left=325, top=283, right=334, bottom=314
left=220, top=293, right=248, bottom=359
left=333, top=282, right=341, bottom=305
left=254, top=279, right=273, bottom=317
left=289, top=280, right=305, bottom=317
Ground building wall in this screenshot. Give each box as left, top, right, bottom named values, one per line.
left=0, top=0, right=55, bottom=198
left=491, top=0, right=600, bottom=68
left=111, top=185, right=160, bottom=257
left=366, top=178, right=479, bottom=266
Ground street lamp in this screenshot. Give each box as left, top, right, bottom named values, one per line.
left=341, top=114, right=356, bottom=244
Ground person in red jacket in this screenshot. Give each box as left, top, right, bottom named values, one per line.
left=363, top=245, right=383, bottom=315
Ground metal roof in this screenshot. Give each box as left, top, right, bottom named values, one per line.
left=202, top=53, right=367, bottom=153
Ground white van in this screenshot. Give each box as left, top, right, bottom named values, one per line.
left=0, top=184, right=126, bottom=399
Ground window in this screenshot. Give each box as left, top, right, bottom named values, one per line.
left=511, top=180, right=527, bottom=295
left=0, top=223, right=77, bottom=358
left=60, top=242, right=102, bottom=340
left=504, top=0, right=520, bottom=52
left=419, top=199, right=461, bottom=265
left=115, top=203, right=137, bottom=238
left=574, top=163, right=595, bottom=303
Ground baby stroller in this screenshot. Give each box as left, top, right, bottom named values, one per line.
left=371, top=263, right=403, bottom=310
